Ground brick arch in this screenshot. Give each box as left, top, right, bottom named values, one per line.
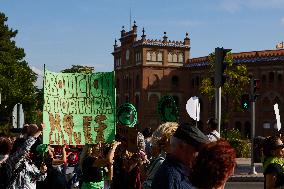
left=149, top=74, right=160, bottom=88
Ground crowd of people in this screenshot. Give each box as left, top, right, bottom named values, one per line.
left=0, top=118, right=283, bottom=189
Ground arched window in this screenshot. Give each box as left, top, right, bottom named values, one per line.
left=129, top=77, right=132, bottom=90
left=135, top=94, right=140, bottom=112
left=147, top=51, right=151, bottom=61
left=152, top=52, right=157, bottom=61
left=168, top=53, right=173, bottom=62
left=178, top=53, right=183, bottom=62
left=135, top=75, right=140, bottom=89
left=157, top=52, right=162, bottom=61
left=172, top=76, right=179, bottom=87
left=195, top=77, right=200, bottom=86
left=191, top=78, right=195, bottom=88
left=235, top=121, right=242, bottom=132
left=244, top=122, right=251, bottom=138
left=278, top=74, right=282, bottom=83
left=269, top=72, right=274, bottom=83
left=173, top=54, right=178, bottom=62
left=149, top=94, right=159, bottom=114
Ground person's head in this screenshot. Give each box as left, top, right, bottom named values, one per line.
left=0, top=137, right=12, bottom=163
left=142, top=127, right=152, bottom=139
left=263, top=136, right=284, bottom=158
left=151, top=122, right=179, bottom=156
left=11, top=137, right=26, bottom=155
left=190, top=139, right=236, bottom=189
left=87, top=143, right=103, bottom=158
left=207, top=117, right=218, bottom=131
left=171, top=122, right=209, bottom=167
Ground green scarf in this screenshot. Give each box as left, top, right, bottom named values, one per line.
left=81, top=181, right=104, bottom=189
left=263, top=157, right=284, bottom=172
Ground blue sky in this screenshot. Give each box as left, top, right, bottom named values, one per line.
left=1, top=0, right=284, bottom=87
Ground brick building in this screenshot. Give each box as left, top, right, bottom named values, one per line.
left=113, top=23, right=284, bottom=137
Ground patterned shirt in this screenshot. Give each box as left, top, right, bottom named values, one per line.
left=7, top=137, right=47, bottom=189
left=151, top=154, right=195, bottom=189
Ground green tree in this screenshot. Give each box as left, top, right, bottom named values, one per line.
left=199, top=52, right=250, bottom=124
left=0, top=12, right=38, bottom=123
left=61, top=65, right=94, bottom=73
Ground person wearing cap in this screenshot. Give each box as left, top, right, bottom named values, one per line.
left=206, top=118, right=220, bottom=142
left=262, top=136, right=284, bottom=189
left=151, top=122, right=209, bottom=189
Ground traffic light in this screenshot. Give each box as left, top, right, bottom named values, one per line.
left=241, top=94, right=250, bottom=110
left=250, top=78, right=260, bottom=101
left=214, top=47, right=232, bottom=87
left=251, top=79, right=260, bottom=94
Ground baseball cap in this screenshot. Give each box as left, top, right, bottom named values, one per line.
left=174, top=122, right=209, bottom=149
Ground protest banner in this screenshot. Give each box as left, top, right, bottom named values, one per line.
left=43, top=69, right=115, bottom=145
left=117, top=103, right=137, bottom=127
left=158, top=95, right=179, bottom=122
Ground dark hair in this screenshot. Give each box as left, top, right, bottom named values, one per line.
left=207, top=117, right=217, bottom=130
left=11, top=138, right=26, bottom=155
left=142, top=127, right=152, bottom=138
left=190, top=139, right=236, bottom=189
left=0, top=137, right=12, bottom=155
left=263, top=136, right=283, bottom=158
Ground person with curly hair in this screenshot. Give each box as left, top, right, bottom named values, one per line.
left=143, top=122, right=178, bottom=189
left=262, top=136, right=284, bottom=189
left=190, top=139, right=236, bottom=189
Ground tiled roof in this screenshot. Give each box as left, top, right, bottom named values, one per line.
left=186, top=49, right=284, bottom=68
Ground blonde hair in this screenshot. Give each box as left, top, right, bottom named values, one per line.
left=151, top=122, right=179, bottom=150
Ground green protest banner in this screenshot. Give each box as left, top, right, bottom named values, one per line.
left=43, top=69, right=115, bottom=145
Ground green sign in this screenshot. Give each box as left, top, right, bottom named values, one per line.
left=117, top=103, right=137, bottom=127
left=158, top=95, right=179, bottom=122
left=43, top=70, right=115, bottom=145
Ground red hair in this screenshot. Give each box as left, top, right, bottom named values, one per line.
left=190, top=139, right=236, bottom=189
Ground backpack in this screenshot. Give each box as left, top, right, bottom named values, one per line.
left=0, top=162, right=12, bottom=189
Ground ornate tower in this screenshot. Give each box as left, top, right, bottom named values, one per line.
left=112, top=22, right=191, bottom=130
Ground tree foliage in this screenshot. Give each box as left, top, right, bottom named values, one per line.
left=199, top=52, right=250, bottom=123
left=61, top=65, right=94, bottom=73
left=0, top=12, right=38, bottom=123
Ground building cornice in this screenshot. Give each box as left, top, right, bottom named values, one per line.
left=186, top=49, right=284, bottom=68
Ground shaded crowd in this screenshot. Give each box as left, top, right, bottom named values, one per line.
left=0, top=119, right=283, bottom=189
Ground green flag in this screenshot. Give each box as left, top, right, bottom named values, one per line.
left=43, top=70, right=115, bottom=145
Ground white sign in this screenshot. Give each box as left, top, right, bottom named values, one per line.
left=186, top=96, right=200, bottom=121
left=12, top=103, right=24, bottom=129
left=274, top=103, right=281, bottom=131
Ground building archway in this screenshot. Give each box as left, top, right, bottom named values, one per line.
left=244, top=121, right=251, bottom=139
left=235, top=121, right=242, bottom=133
